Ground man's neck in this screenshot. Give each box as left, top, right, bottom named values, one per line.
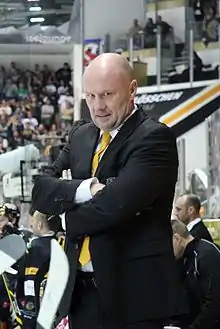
left=189, top=216, right=200, bottom=223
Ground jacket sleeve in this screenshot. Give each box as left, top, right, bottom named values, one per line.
left=188, top=248, right=220, bottom=329
left=32, top=121, right=85, bottom=215
left=66, top=124, right=178, bottom=238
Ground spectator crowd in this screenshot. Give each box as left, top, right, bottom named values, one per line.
left=127, top=15, right=173, bottom=49
left=0, top=61, right=74, bottom=158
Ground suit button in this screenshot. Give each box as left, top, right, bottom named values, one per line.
left=136, top=212, right=140, bottom=216
left=75, top=244, right=79, bottom=250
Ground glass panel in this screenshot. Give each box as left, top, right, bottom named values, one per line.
left=186, top=0, right=220, bottom=81
left=207, top=110, right=220, bottom=217
left=114, top=27, right=175, bottom=86
left=156, top=25, right=175, bottom=85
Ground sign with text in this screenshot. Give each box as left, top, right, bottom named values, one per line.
left=134, top=86, right=205, bottom=120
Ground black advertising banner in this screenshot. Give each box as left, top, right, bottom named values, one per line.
left=135, top=86, right=205, bottom=119
left=81, top=86, right=206, bottom=122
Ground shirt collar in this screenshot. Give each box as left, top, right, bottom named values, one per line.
left=187, top=217, right=201, bottom=231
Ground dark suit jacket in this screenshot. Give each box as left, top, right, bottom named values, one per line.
left=32, top=109, right=186, bottom=327
left=190, top=221, right=213, bottom=242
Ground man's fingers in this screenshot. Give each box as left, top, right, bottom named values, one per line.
left=91, top=183, right=106, bottom=196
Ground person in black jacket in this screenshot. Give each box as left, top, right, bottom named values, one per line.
left=171, top=219, right=220, bottom=329
left=32, top=53, right=184, bottom=329
left=174, top=194, right=213, bottom=242
left=16, top=210, right=63, bottom=328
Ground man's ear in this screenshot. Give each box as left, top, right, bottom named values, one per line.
left=188, top=206, right=194, bottom=217
left=129, top=80, right=138, bottom=100
left=173, top=233, right=180, bottom=242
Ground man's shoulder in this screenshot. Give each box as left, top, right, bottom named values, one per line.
left=197, top=239, right=220, bottom=259
left=30, top=235, right=53, bottom=247
left=68, top=119, right=93, bottom=139
left=140, top=111, right=176, bottom=141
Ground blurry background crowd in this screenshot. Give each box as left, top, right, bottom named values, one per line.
left=0, top=61, right=73, bottom=159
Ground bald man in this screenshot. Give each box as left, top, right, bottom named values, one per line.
left=32, top=53, right=183, bottom=329
left=174, top=194, right=213, bottom=242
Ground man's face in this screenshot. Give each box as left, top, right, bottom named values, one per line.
left=172, top=233, right=185, bottom=259
left=84, top=69, right=137, bottom=131
left=174, top=196, right=190, bottom=225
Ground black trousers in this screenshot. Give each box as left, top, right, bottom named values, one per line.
left=69, top=272, right=167, bottom=329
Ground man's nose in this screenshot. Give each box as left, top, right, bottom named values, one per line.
left=93, top=96, right=106, bottom=111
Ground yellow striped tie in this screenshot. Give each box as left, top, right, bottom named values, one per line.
left=79, top=131, right=111, bottom=266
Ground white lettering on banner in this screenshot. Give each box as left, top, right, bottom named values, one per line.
left=135, top=91, right=183, bottom=104
left=26, top=35, right=72, bottom=44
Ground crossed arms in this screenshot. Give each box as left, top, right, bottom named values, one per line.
left=32, top=124, right=178, bottom=238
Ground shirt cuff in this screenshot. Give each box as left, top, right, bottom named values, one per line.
left=74, top=177, right=99, bottom=204
left=60, top=213, right=66, bottom=231
left=60, top=178, right=98, bottom=231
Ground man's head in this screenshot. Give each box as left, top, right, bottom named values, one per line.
left=171, top=219, right=194, bottom=259
left=29, top=211, right=49, bottom=237
left=29, top=211, right=61, bottom=237
left=0, top=204, right=20, bottom=234
left=173, top=194, right=201, bottom=225
left=3, top=203, right=20, bottom=227
left=83, top=53, right=137, bottom=131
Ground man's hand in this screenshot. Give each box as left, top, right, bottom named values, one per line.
left=91, top=182, right=105, bottom=197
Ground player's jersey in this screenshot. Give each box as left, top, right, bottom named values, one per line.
left=16, top=234, right=53, bottom=328
left=16, top=234, right=66, bottom=328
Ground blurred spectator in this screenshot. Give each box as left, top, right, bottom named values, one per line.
left=128, top=19, right=144, bottom=48
left=143, top=18, right=156, bottom=48
left=56, top=63, right=72, bottom=85
left=156, top=15, right=173, bottom=38
left=128, top=19, right=143, bottom=38
left=3, top=78, right=17, bottom=98
left=41, top=98, right=55, bottom=128
left=61, top=100, right=74, bottom=127
left=57, top=80, right=69, bottom=95
left=58, top=91, right=74, bottom=113
left=15, top=82, right=29, bottom=100
left=202, top=7, right=219, bottom=45
left=193, top=0, right=205, bottom=21
left=0, top=100, right=12, bottom=116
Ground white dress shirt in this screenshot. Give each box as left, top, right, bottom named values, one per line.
left=187, top=217, right=202, bottom=232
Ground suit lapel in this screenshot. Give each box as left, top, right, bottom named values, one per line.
left=80, top=123, right=99, bottom=177
left=95, top=109, right=147, bottom=177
